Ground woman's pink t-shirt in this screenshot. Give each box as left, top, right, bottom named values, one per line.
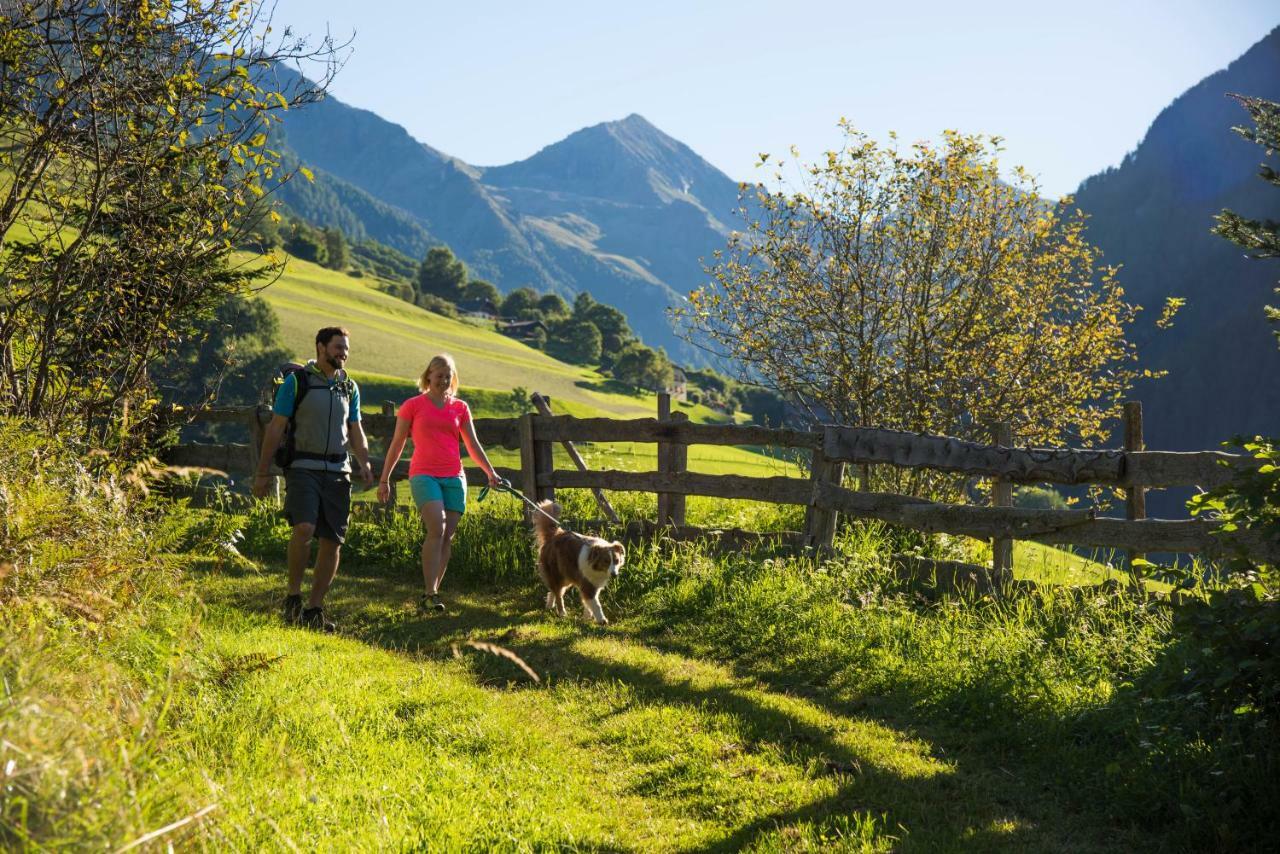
left=399, top=394, right=472, bottom=477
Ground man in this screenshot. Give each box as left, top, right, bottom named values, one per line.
left=253, top=327, right=375, bottom=632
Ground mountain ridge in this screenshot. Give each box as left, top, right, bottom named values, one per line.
left=267, top=30, right=1280, bottom=460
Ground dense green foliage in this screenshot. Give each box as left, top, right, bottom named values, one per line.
left=417, top=245, right=468, bottom=301
left=0, top=423, right=241, bottom=846
left=0, top=1, right=338, bottom=450
left=1213, top=93, right=1280, bottom=342
left=351, top=238, right=420, bottom=282
left=681, top=129, right=1156, bottom=481
left=612, top=341, right=675, bottom=391
left=154, top=295, right=291, bottom=409
left=4, top=421, right=1278, bottom=848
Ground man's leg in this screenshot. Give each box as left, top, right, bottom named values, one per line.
left=309, top=538, right=341, bottom=607
left=287, top=523, right=316, bottom=595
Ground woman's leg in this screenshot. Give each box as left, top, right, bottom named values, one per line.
left=418, top=500, right=446, bottom=594
left=435, top=510, right=462, bottom=592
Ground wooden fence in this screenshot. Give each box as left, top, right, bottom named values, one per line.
left=164, top=395, right=1276, bottom=572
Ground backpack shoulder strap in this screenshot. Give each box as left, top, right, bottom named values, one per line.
left=285, top=365, right=314, bottom=419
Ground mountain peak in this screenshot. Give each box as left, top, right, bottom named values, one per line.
left=482, top=113, right=734, bottom=211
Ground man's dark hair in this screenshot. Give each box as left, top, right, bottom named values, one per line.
left=315, top=326, right=349, bottom=347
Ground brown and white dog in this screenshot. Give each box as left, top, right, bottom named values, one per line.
left=532, top=500, right=625, bottom=625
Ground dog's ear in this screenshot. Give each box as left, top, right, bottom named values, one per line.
left=610, top=541, right=625, bottom=565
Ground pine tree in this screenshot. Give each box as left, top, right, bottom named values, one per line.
left=1214, top=94, right=1280, bottom=345
left=416, top=246, right=467, bottom=301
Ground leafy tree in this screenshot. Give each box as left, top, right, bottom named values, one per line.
left=463, top=279, right=502, bottom=307
left=415, top=292, right=458, bottom=318
left=573, top=292, right=597, bottom=316
left=574, top=298, right=633, bottom=355
left=677, top=124, right=1163, bottom=494
left=612, top=343, right=673, bottom=391
left=546, top=319, right=603, bottom=365
left=508, top=386, right=531, bottom=414
left=1214, top=94, right=1280, bottom=344
left=738, top=385, right=787, bottom=427
left=0, top=0, right=340, bottom=447
left=686, top=367, right=730, bottom=394
left=1151, top=96, right=1280, bottom=726
left=538, top=293, right=571, bottom=317
left=501, top=287, right=540, bottom=318
left=285, top=220, right=328, bottom=265
left=525, top=326, right=547, bottom=350
left=352, top=238, right=419, bottom=282
left=323, top=226, right=350, bottom=271
left=417, top=246, right=467, bottom=301
left=240, top=211, right=285, bottom=253
left=155, top=296, right=291, bottom=408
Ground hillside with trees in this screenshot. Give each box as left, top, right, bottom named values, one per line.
left=1073, top=26, right=1280, bottom=455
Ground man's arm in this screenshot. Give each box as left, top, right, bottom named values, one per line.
left=348, top=419, right=375, bottom=488
left=252, top=414, right=289, bottom=498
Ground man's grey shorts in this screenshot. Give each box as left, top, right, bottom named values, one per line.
left=284, top=468, right=352, bottom=544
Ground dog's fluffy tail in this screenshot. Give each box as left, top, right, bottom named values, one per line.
left=532, top=500, right=561, bottom=549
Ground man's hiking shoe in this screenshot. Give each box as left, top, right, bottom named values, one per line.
left=419, top=593, right=446, bottom=614
left=282, top=593, right=303, bottom=625
left=300, top=606, right=336, bottom=633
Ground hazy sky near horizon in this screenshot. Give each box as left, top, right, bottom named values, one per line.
left=269, top=0, right=1278, bottom=199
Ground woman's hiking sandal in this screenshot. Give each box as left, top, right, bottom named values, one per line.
left=418, top=593, right=446, bottom=614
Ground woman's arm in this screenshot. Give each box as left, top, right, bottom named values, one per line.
left=377, top=416, right=412, bottom=503
left=460, top=419, right=501, bottom=487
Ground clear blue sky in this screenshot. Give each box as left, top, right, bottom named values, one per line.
left=270, top=0, right=1279, bottom=199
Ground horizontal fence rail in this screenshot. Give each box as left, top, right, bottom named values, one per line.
left=530, top=415, right=820, bottom=450
left=822, top=426, right=1258, bottom=489
left=168, top=401, right=1274, bottom=568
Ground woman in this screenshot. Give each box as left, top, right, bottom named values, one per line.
left=378, top=354, right=500, bottom=613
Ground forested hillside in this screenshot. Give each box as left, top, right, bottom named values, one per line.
left=1074, top=27, right=1280, bottom=457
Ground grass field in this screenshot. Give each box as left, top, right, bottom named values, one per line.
left=256, top=256, right=736, bottom=423
left=8, top=425, right=1276, bottom=852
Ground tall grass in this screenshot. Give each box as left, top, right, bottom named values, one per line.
left=7, top=422, right=1276, bottom=849
left=0, top=422, right=236, bottom=848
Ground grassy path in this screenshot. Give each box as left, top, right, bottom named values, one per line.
left=188, top=558, right=1144, bottom=852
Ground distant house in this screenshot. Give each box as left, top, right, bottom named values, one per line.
left=457, top=298, right=498, bottom=319
left=666, top=366, right=688, bottom=402
left=496, top=318, right=548, bottom=341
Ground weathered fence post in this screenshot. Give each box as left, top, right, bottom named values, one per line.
left=380, top=400, right=399, bottom=514
left=656, top=393, right=673, bottom=527
left=519, top=410, right=554, bottom=521
left=804, top=431, right=845, bottom=554
left=531, top=392, right=620, bottom=524
left=992, top=421, right=1014, bottom=581
left=667, top=412, right=689, bottom=528
left=1124, top=401, right=1146, bottom=568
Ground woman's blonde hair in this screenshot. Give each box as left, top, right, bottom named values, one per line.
left=419, top=353, right=459, bottom=395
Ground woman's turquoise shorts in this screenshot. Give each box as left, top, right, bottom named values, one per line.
left=409, top=474, right=467, bottom=514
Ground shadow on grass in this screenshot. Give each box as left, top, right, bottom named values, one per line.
left=192, top=560, right=1059, bottom=851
